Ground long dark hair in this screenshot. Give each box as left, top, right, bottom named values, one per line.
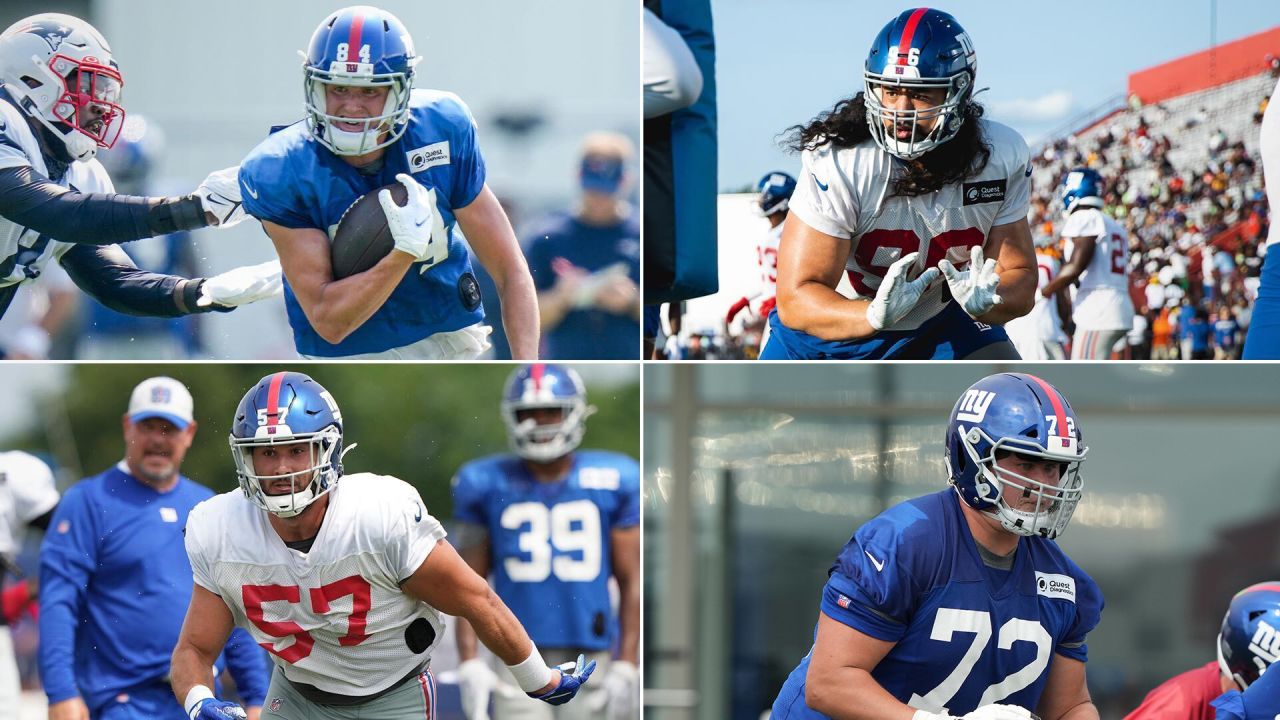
left=781, top=92, right=991, bottom=197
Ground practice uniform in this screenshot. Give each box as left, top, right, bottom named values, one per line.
left=185, top=473, right=445, bottom=718
left=0, top=451, right=57, bottom=716
left=1004, top=251, right=1067, bottom=360
left=760, top=119, right=1030, bottom=359
left=1060, top=208, right=1134, bottom=359
left=452, top=451, right=640, bottom=718
left=239, top=90, right=490, bottom=359
left=771, top=489, right=1103, bottom=717
left=1244, top=75, right=1280, bottom=358
left=1124, top=661, right=1221, bottom=720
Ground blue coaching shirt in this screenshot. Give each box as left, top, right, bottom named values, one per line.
left=452, top=450, right=640, bottom=649
left=239, top=89, right=487, bottom=357
left=38, top=463, right=269, bottom=715
left=525, top=211, right=641, bottom=360
left=771, top=489, right=1103, bottom=718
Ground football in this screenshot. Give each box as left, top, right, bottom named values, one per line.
left=330, top=183, right=407, bottom=279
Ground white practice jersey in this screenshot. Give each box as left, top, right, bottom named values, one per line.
left=1004, top=251, right=1067, bottom=353
left=757, top=221, right=782, bottom=301
left=0, top=92, right=114, bottom=288
left=186, top=473, right=447, bottom=697
left=0, top=450, right=58, bottom=556
left=1061, top=208, right=1135, bottom=330
left=789, top=118, right=1031, bottom=331
left=1264, top=75, right=1280, bottom=246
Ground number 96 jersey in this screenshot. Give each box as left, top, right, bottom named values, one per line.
left=772, top=489, right=1103, bottom=718
left=451, top=450, right=640, bottom=650
left=185, top=474, right=446, bottom=698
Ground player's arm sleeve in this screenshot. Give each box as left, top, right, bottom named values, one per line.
left=387, top=483, right=448, bottom=582
left=0, top=166, right=210, bottom=243
left=8, top=451, right=59, bottom=523
left=444, top=96, right=487, bottom=210
left=611, top=457, right=641, bottom=528
left=787, top=147, right=858, bottom=239
left=37, top=486, right=99, bottom=703
left=994, top=134, right=1033, bottom=226
left=221, top=626, right=270, bottom=708
left=1056, top=572, right=1104, bottom=663
left=819, top=529, right=921, bottom=642
left=59, top=243, right=204, bottom=317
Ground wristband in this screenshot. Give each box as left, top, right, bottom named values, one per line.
left=184, top=685, right=215, bottom=719
left=505, top=646, right=556, bottom=693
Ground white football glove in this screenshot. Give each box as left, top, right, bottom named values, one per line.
left=380, top=173, right=448, bottom=268
left=865, top=251, right=940, bottom=331
left=197, top=259, right=283, bottom=308
left=938, top=245, right=1003, bottom=318
left=913, top=705, right=1038, bottom=720
left=456, top=658, right=498, bottom=720
left=195, top=166, right=247, bottom=228
left=603, top=660, right=639, bottom=720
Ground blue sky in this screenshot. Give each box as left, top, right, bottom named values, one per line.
left=711, top=0, right=1280, bottom=190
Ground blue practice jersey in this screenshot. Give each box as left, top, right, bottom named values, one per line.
left=38, top=463, right=268, bottom=712
left=452, top=450, right=640, bottom=650
left=772, top=489, right=1103, bottom=718
left=525, top=211, right=641, bottom=359
left=239, top=89, right=487, bottom=357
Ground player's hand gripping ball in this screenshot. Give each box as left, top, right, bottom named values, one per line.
left=330, top=174, right=449, bottom=278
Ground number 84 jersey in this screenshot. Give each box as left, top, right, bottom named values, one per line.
left=185, top=474, right=447, bottom=698
left=451, top=450, right=640, bottom=650
left=772, top=489, right=1103, bottom=718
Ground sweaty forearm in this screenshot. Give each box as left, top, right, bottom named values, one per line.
left=464, top=588, right=537, bottom=666
left=170, top=641, right=218, bottom=708
left=979, top=266, right=1037, bottom=323
left=779, top=282, right=878, bottom=340
left=299, top=250, right=414, bottom=344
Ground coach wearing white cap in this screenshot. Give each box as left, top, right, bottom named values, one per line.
left=39, top=377, right=269, bottom=720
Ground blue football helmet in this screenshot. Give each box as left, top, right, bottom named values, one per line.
left=755, top=171, right=796, bottom=217
left=302, top=6, right=419, bottom=156
left=230, top=372, right=348, bottom=518
left=1219, top=582, right=1280, bottom=689
left=864, top=8, right=977, bottom=161
left=945, top=373, right=1086, bottom=539
left=1060, top=167, right=1105, bottom=214
left=502, top=364, right=596, bottom=463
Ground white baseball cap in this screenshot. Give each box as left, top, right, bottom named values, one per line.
left=127, top=376, right=194, bottom=430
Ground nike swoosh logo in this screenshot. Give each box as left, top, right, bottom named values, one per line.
left=811, top=172, right=829, bottom=192
left=414, top=217, right=427, bottom=228
left=243, top=182, right=259, bottom=200
left=414, top=502, right=422, bottom=523
left=864, top=549, right=885, bottom=572
left=1025, top=165, right=1033, bottom=177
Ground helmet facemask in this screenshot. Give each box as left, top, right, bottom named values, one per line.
left=958, top=426, right=1085, bottom=539
left=864, top=71, right=971, bottom=161
left=502, top=398, right=595, bottom=463
left=231, top=425, right=346, bottom=518
left=303, top=58, right=414, bottom=156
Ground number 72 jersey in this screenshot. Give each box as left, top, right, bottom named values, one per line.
left=772, top=489, right=1103, bottom=718
left=451, top=450, right=640, bottom=651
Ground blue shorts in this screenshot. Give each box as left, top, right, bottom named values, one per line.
left=759, top=301, right=1010, bottom=359
left=1244, top=246, right=1280, bottom=359
left=92, top=680, right=185, bottom=720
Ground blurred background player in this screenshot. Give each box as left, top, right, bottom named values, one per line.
left=0, top=14, right=281, bottom=327
left=238, top=5, right=538, bottom=360
left=39, top=377, right=268, bottom=720
left=1039, top=168, right=1135, bottom=360
left=78, top=115, right=203, bottom=359
left=1004, top=233, right=1071, bottom=359
left=526, top=133, right=640, bottom=360
left=0, top=450, right=57, bottom=720
left=1243, top=74, right=1280, bottom=358
left=724, top=171, right=795, bottom=357
left=762, top=8, right=1036, bottom=360
left=171, top=371, right=595, bottom=719
left=1126, top=581, right=1280, bottom=719
left=452, top=364, right=640, bottom=720
left=770, top=373, right=1100, bottom=719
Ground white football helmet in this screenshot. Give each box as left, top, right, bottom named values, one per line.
left=0, top=14, right=124, bottom=161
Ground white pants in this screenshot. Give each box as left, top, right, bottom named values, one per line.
left=0, top=627, right=18, bottom=720
left=301, top=323, right=492, bottom=360
left=490, top=651, right=611, bottom=720
left=1071, top=328, right=1127, bottom=360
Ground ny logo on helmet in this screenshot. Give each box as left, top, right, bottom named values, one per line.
left=1249, top=620, right=1280, bottom=665
left=955, top=389, right=995, bottom=422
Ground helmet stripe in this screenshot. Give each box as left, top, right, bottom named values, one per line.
left=530, top=363, right=545, bottom=392
left=265, top=372, right=287, bottom=435
left=1025, top=374, right=1068, bottom=439
left=896, top=7, right=931, bottom=63
left=346, top=11, right=366, bottom=63
left=1240, top=582, right=1280, bottom=597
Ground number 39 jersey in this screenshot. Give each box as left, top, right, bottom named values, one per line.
left=772, top=489, right=1103, bottom=718
left=451, top=450, right=640, bottom=650
left=185, top=473, right=446, bottom=698
left=788, top=118, right=1031, bottom=332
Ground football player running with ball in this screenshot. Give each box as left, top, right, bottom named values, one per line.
left=761, top=8, right=1037, bottom=360
left=452, top=364, right=640, bottom=720
left=237, top=6, right=538, bottom=360
left=771, top=373, right=1102, bottom=720
left=170, top=372, right=593, bottom=720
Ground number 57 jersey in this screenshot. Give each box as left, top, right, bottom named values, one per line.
left=452, top=450, right=640, bottom=650
left=185, top=474, right=447, bottom=698
left=772, top=489, right=1103, bottom=718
